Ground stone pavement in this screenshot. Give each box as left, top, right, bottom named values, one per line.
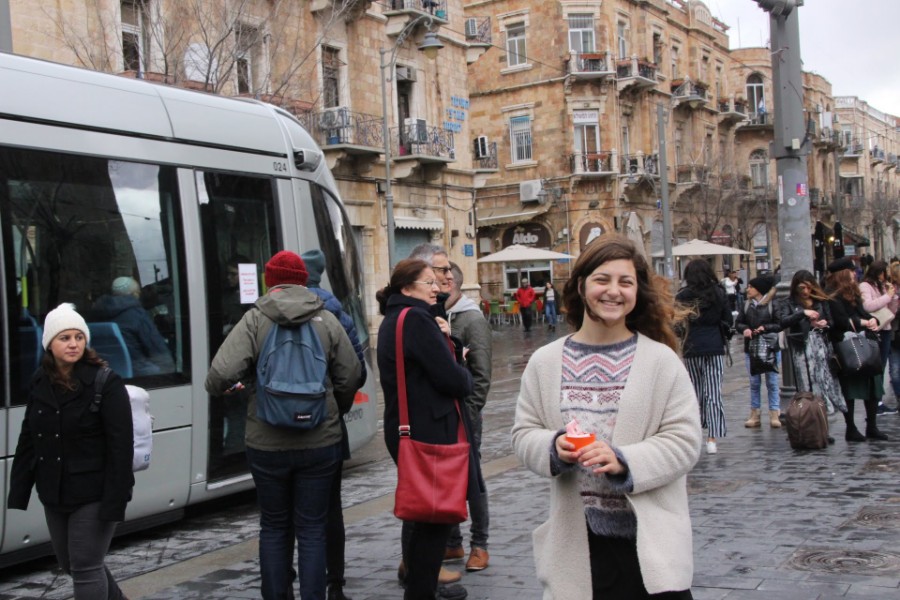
left=1, top=327, right=898, bottom=599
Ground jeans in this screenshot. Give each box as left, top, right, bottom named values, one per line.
left=889, top=346, right=900, bottom=398
left=326, top=458, right=346, bottom=587
left=247, top=443, right=341, bottom=600
left=544, top=301, right=557, bottom=326
left=43, top=502, right=125, bottom=600
left=745, top=353, right=781, bottom=411
left=448, top=410, right=489, bottom=550
left=878, top=330, right=892, bottom=370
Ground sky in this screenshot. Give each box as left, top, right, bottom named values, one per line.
left=709, top=0, right=900, bottom=117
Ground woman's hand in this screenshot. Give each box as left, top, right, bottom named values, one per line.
left=435, top=317, right=450, bottom=336
left=813, top=319, right=828, bottom=329
left=579, top=439, right=626, bottom=476
left=865, top=318, right=880, bottom=331
left=743, top=328, right=753, bottom=339
left=804, top=309, right=819, bottom=320
left=556, top=434, right=580, bottom=464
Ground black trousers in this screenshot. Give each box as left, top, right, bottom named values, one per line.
left=401, top=520, right=453, bottom=600
left=588, top=531, right=693, bottom=600
left=520, top=305, right=533, bottom=331
left=325, top=459, right=346, bottom=587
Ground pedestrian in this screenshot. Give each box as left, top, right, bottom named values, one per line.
left=8, top=303, right=135, bottom=600
left=774, top=270, right=846, bottom=415
left=824, top=257, right=888, bottom=442
left=376, top=259, right=476, bottom=600
left=885, top=262, right=900, bottom=413
left=721, top=270, right=739, bottom=313
left=445, top=262, right=492, bottom=572
left=676, top=259, right=733, bottom=454
left=513, top=278, right=536, bottom=332
left=543, top=281, right=559, bottom=331
left=511, top=234, right=701, bottom=599
left=301, top=249, right=367, bottom=600
left=205, top=250, right=364, bottom=600
left=858, top=260, right=897, bottom=416
left=734, top=275, right=783, bottom=429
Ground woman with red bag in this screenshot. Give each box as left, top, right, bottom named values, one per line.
left=376, top=259, right=477, bottom=600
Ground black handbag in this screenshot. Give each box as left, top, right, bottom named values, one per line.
left=748, top=332, right=779, bottom=375
left=834, top=329, right=882, bottom=377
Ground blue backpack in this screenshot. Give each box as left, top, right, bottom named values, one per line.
left=255, top=316, right=328, bottom=429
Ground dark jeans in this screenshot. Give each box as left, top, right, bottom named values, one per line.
left=401, top=520, right=453, bottom=600
left=588, top=529, right=693, bottom=600
left=448, top=410, right=489, bottom=549
left=247, top=443, right=341, bottom=600
left=521, top=305, right=533, bottom=331
left=43, top=501, right=125, bottom=600
left=326, top=459, right=346, bottom=587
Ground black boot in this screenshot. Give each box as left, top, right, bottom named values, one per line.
left=844, top=399, right=865, bottom=442
left=864, top=398, right=889, bottom=440
left=328, top=584, right=352, bottom=600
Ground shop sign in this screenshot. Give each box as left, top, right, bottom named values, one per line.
left=502, top=223, right=551, bottom=248
left=710, top=231, right=732, bottom=245
left=579, top=222, right=606, bottom=249
left=573, top=110, right=598, bottom=124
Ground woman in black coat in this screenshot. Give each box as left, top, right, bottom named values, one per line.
left=824, top=259, right=888, bottom=442
left=8, top=303, right=134, bottom=599
left=377, top=259, right=476, bottom=600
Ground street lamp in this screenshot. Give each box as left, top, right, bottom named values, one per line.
left=381, top=18, right=444, bottom=268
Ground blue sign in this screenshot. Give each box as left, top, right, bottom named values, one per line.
left=464, top=244, right=474, bottom=257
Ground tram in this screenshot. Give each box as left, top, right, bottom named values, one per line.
left=0, top=53, right=378, bottom=566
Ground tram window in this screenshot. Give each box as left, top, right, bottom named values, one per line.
left=198, top=170, right=277, bottom=480
left=0, top=148, right=189, bottom=404
left=309, top=184, right=369, bottom=349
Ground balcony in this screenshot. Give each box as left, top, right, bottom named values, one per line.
left=844, top=194, right=866, bottom=210
left=569, top=150, right=617, bottom=180
left=385, top=0, right=448, bottom=36
left=671, top=79, right=709, bottom=110
left=620, top=152, right=659, bottom=178
left=676, top=164, right=710, bottom=184
left=616, top=57, right=658, bottom=94
left=310, top=0, right=372, bottom=20
left=717, top=97, right=748, bottom=124
left=888, top=154, right=898, bottom=170
left=465, top=16, right=492, bottom=63
left=474, top=141, right=498, bottom=173
left=843, top=142, right=864, bottom=158
left=870, top=148, right=886, bottom=165
left=567, top=51, right=615, bottom=81
left=737, top=112, right=773, bottom=130
left=813, top=127, right=842, bottom=151
left=390, top=121, right=454, bottom=179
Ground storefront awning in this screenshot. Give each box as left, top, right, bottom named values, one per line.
left=394, top=216, right=444, bottom=231
left=477, top=203, right=551, bottom=227
left=843, top=227, right=870, bottom=247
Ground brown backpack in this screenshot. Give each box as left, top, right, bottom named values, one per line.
left=784, top=392, right=829, bottom=450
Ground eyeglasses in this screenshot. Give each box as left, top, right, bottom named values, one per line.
left=413, top=280, right=439, bottom=287
left=431, top=266, right=452, bottom=275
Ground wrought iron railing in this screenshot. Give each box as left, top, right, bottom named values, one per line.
left=393, top=123, right=455, bottom=160
left=389, top=0, right=448, bottom=18
left=676, top=164, right=710, bottom=184
left=745, top=112, right=770, bottom=126
left=570, top=151, right=615, bottom=175
left=476, top=141, right=498, bottom=170
left=300, top=109, right=384, bottom=149
left=569, top=51, right=613, bottom=75
left=616, top=57, right=657, bottom=81
left=672, top=80, right=708, bottom=103
left=871, top=148, right=886, bottom=161
left=844, top=142, right=863, bottom=156
left=621, top=153, right=659, bottom=176
left=465, top=16, right=491, bottom=44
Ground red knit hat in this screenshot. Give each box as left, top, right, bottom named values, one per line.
left=265, top=251, right=309, bottom=288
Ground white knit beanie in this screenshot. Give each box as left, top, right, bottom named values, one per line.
left=42, top=303, right=90, bottom=350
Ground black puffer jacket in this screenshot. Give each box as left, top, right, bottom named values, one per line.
left=676, top=286, right=732, bottom=357
left=735, top=292, right=782, bottom=353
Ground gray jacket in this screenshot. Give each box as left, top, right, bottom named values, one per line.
left=205, top=284, right=363, bottom=451
left=447, top=295, right=493, bottom=414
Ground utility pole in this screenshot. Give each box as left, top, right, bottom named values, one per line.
left=657, top=103, right=674, bottom=279
left=754, top=0, right=812, bottom=285
left=0, top=0, right=12, bottom=53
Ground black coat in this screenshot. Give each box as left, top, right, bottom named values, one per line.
left=774, top=296, right=834, bottom=350
left=826, top=293, right=874, bottom=344
left=7, top=362, right=134, bottom=521
left=676, top=286, right=732, bottom=357
left=735, top=296, right=782, bottom=354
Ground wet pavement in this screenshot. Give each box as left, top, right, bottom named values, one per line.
left=1, top=323, right=898, bottom=599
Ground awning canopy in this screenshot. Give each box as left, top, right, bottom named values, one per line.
left=843, top=227, right=870, bottom=247
left=476, top=203, right=550, bottom=228
left=394, top=216, right=444, bottom=230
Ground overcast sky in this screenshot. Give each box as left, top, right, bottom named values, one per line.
left=709, top=0, right=900, bottom=117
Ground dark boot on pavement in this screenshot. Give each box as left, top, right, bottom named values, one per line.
left=866, top=421, right=889, bottom=440
left=436, top=583, right=468, bottom=600
left=327, top=584, right=352, bottom=600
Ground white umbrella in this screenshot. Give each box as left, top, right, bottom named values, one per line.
left=477, top=244, right=573, bottom=263
left=651, top=238, right=751, bottom=257
left=625, top=212, right=645, bottom=257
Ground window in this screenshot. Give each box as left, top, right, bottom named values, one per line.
left=322, top=46, right=341, bottom=109
left=235, top=23, right=264, bottom=94
left=575, top=114, right=600, bottom=156
left=617, top=21, right=628, bottom=58
left=652, top=32, right=663, bottom=65
left=671, top=45, right=679, bottom=79
left=121, top=0, right=150, bottom=72
left=568, top=14, right=595, bottom=53
left=1, top=147, right=189, bottom=403
left=750, top=149, right=769, bottom=188
left=746, top=73, right=766, bottom=116
left=506, top=23, right=527, bottom=67
left=509, top=115, right=533, bottom=163
left=715, top=64, right=724, bottom=98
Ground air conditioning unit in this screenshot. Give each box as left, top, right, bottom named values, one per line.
left=319, top=106, right=350, bottom=131
left=404, top=118, right=428, bottom=143
left=520, top=179, right=542, bottom=203
left=396, top=65, right=416, bottom=82
left=464, top=18, right=479, bottom=40
left=474, top=136, right=489, bottom=158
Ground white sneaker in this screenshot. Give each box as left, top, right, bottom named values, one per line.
left=706, top=441, right=718, bottom=454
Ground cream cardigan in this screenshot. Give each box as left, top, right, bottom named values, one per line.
left=511, top=334, right=702, bottom=598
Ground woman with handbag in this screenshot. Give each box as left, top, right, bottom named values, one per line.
left=825, top=257, right=888, bottom=441
left=859, top=260, right=897, bottom=416
left=512, top=235, right=701, bottom=599
left=376, top=259, right=476, bottom=600
left=885, top=262, right=900, bottom=414
left=735, top=276, right=783, bottom=429
left=676, top=259, right=733, bottom=454
left=774, top=270, right=846, bottom=416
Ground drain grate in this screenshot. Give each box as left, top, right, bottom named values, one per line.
left=861, top=458, right=900, bottom=474
left=786, top=548, right=900, bottom=575
left=839, top=505, right=900, bottom=529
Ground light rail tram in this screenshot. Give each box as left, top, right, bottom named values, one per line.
left=0, top=52, right=377, bottom=566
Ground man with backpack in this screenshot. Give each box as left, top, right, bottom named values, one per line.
left=206, top=250, right=363, bottom=600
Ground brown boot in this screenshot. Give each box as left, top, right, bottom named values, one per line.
left=769, top=410, right=782, bottom=428
left=744, top=409, right=761, bottom=428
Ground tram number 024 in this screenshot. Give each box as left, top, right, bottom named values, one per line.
left=273, top=161, right=289, bottom=173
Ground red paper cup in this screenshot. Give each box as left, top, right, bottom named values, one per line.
left=565, top=433, right=596, bottom=451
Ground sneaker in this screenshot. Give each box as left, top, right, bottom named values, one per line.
left=706, top=441, right=718, bottom=454
left=875, top=402, right=898, bottom=415
left=436, top=584, right=468, bottom=600
left=444, top=546, right=465, bottom=561
left=465, top=547, right=489, bottom=571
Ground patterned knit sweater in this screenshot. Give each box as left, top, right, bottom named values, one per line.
left=556, top=335, right=638, bottom=539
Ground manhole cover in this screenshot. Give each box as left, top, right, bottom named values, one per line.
left=839, top=505, right=900, bottom=529
left=786, top=548, right=900, bottom=574
left=861, top=458, right=900, bottom=474
left=687, top=478, right=746, bottom=494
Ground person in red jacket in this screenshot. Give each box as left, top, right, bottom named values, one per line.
left=514, top=278, right=537, bottom=332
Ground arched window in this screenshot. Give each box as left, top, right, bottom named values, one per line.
left=750, top=149, right=768, bottom=188
left=746, top=73, right=765, bottom=117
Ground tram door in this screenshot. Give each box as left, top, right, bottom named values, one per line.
left=197, top=170, right=278, bottom=482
